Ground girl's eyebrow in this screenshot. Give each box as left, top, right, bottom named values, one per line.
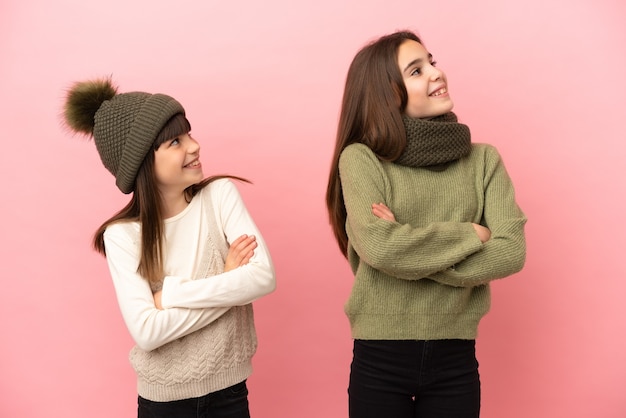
left=403, top=53, right=433, bottom=73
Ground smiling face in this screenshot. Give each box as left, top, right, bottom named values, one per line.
left=153, top=132, right=204, bottom=196
left=397, top=39, right=454, bottom=119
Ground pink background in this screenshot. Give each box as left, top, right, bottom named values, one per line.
left=1, top=0, right=625, bottom=416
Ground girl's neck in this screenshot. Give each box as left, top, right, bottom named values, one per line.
left=160, top=191, right=190, bottom=219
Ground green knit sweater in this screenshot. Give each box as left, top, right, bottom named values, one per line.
left=338, top=142, right=526, bottom=340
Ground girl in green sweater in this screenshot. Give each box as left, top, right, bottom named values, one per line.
left=326, top=31, right=526, bottom=418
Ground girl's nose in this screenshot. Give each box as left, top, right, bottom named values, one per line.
left=187, top=135, right=200, bottom=153
left=428, top=65, right=443, bottom=81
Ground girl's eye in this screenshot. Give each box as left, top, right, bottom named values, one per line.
left=430, top=60, right=438, bottom=67
left=410, top=67, right=421, bottom=76
left=170, top=138, right=180, bottom=146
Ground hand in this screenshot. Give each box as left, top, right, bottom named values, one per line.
left=472, top=223, right=491, bottom=243
left=153, top=290, right=163, bottom=310
left=372, top=202, right=396, bottom=222
left=224, top=234, right=257, bottom=272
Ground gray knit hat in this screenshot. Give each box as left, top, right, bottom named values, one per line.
left=63, top=77, right=185, bottom=194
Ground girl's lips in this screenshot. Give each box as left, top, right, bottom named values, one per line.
left=429, top=86, right=448, bottom=97
left=184, top=159, right=201, bottom=168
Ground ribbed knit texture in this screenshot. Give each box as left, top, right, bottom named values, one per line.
left=396, top=112, right=471, bottom=168
left=93, top=92, right=184, bottom=194
left=129, top=190, right=257, bottom=402
left=339, top=142, right=526, bottom=340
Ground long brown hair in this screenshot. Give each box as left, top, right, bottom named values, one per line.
left=326, top=30, right=422, bottom=257
left=93, top=113, right=248, bottom=285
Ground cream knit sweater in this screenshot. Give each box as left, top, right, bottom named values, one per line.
left=339, top=143, right=526, bottom=340
left=103, top=179, right=275, bottom=401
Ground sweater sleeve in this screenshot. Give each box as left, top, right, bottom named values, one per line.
left=104, top=225, right=230, bottom=352
left=428, top=145, right=527, bottom=287
left=340, top=144, right=483, bottom=280
left=160, top=179, right=276, bottom=309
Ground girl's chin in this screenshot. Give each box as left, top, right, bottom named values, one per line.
left=406, top=103, right=454, bottom=119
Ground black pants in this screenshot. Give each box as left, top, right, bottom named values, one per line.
left=138, top=380, right=250, bottom=418
left=349, top=340, right=481, bottom=418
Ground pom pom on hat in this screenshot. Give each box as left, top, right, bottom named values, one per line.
left=62, top=77, right=185, bottom=194
left=64, top=77, right=118, bottom=135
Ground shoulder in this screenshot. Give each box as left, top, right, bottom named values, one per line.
left=341, top=143, right=376, bottom=160
left=470, top=143, right=498, bottom=154
left=103, top=220, right=140, bottom=247
left=339, top=143, right=381, bottom=170
left=196, top=177, right=239, bottom=198
left=104, top=220, right=139, bottom=237
left=196, top=177, right=245, bottom=209
left=469, top=143, right=503, bottom=163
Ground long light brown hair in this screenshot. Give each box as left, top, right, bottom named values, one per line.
left=93, top=113, right=247, bottom=285
left=326, top=30, right=422, bottom=257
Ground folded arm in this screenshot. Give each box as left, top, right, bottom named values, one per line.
left=428, top=149, right=526, bottom=286
left=341, top=145, right=484, bottom=280
left=160, top=180, right=276, bottom=309
left=104, top=227, right=231, bottom=352
left=369, top=147, right=526, bottom=287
